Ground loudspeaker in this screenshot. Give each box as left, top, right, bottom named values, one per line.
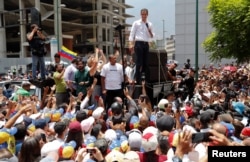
left=30, top=8, right=41, bottom=27
left=146, top=49, right=168, bottom=83
left=146, top=66, right=167, bottom=83
left=148, top=49, right=167, bottom=66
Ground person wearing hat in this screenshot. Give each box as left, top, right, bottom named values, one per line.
left=65, top=121, right=83, bottom=150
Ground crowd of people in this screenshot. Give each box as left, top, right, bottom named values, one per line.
left=1, top=45, right=250, bottom=162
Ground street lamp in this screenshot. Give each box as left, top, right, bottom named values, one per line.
left=195, top=0, right=199, bottom=81
left=163, top=19, right=165, bottom=49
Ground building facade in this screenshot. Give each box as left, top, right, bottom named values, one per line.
left=0, top=0, right=133, bottom=59
left=175, top=0, right=212, bottom=68
left=166, top=35, right=175, bottom=60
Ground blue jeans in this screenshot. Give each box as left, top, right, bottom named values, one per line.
left=32, top=54, right=46, bottom=79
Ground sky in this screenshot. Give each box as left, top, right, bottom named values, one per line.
left=126, top=0, right=175, bottom=40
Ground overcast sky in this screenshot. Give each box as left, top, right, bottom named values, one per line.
left=126, top=0, right=175, bottom=40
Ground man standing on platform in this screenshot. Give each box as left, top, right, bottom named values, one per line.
left=129, top=8, right=154, bottom=84
left=101, top=54, right=124, bottom=110
left=27, top=24, right=47, bottom=82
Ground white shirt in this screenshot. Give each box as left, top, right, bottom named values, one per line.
left=129, top=19, right=154, bottom=42
left=125, top=66, right=135, bottom=81
left=100, top=62, right=124, bottom=90
left=63, top=63, right=77, bottom=88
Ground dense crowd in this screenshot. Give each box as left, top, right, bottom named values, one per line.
left=0, top=50, right=250, bottom=162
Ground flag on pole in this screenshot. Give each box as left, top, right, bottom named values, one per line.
left=58, top=46, right=77, bottom=61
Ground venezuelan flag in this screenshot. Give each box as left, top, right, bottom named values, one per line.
left=58, top=46, right=77, bottom=61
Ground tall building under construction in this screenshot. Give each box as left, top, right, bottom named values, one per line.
left=0, top=0, right=133, bottom=59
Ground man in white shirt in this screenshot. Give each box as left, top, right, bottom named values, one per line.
left=63, top=58, right=78, bottom=96
left=101, top=54, right=124, bottom=110
left=129, top=8, right=154, bottom=84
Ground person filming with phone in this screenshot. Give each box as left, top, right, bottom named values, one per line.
left=27, top=24, right=47, bottom=82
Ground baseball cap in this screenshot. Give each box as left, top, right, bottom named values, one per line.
left=21, top=81, right=31, bottom=87
left=157, top=99, right=168, bottom=110
left=85, top=136, right=97, bottom=147
left=92, top=107, right=104, bottom=119
left=58, top=141, right=76, bottom=159
left=241, top=127, right=250, bottom=137
left=69, top=121, right=82, bottom=133
left=104, top=129, right=117, bottom=142
left=123, top=151, right=140, bottom=162
left=141, top=132, right=158, bottom=152
left=34, top=119, right=48, bottom=129
left=105, top=150, right=124, bottom=162
left=81, top=117, right=95, bottom=133
left=128, top=129, right=142, bottom=151
left=109, top=139, right=121, bottom=151
left=143, top=126, right=158, bottom=136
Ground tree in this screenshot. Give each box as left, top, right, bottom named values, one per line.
left=203, top=0, right=250, bottom=63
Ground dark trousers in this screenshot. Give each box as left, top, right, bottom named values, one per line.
left=105, top=89, right=123, bottom=110
left=134, top=41, right=149, bottom=83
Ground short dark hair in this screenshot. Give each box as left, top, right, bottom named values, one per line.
left=30, top=24, right=38, bottom=30
left=54, top=53, right=60, bottom=58
left=76, top=110, right=87, bottom=122
left=54, top=121, right=67, bottom=135
left=141, top=8, right=148, bottom=14
left=14, top=123, right=27, bottom=140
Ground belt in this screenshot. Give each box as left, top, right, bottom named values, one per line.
left=135, top=41, right=148, bottom=44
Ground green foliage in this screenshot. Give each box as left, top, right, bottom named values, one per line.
left=203, top=0, right=250, bottom=63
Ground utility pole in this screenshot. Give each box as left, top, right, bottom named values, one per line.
left=195, top=0, right=199, bottom=81
left=163, top=19, right=165, bottom=49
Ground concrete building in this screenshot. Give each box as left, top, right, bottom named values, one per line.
left=0, top=0, right=133, bottom=59
left=175, top=0, right=212, bottom=68
left=166, top=35, right=175, bottom=60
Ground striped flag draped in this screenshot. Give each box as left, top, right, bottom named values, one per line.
left=58, top=46, right=77, bottom=61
